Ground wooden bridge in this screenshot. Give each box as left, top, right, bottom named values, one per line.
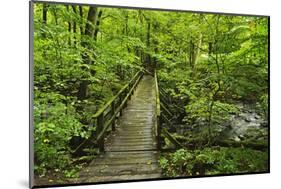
left=72, top=70, right=178, bottom=184
left=71, top=71, right=158, bottom=183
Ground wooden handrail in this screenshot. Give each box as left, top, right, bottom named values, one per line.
left=93, top=71, right=142, bottom=118
left=73, top=70, right=143, bottom=155
left=155, top=72, right=184, bottom=150
left=155, top=71, right=161, bottom=150
left=155, top=73, right=161, bottom=117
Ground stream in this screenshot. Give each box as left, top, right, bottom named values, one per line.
left=175, top=102, right=268, bottom=142
left=219, top=103, right=268, bottom=142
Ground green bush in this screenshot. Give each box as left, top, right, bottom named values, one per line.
left=34, top=94, right=88, bottom=176
left=159, top=147, right=268, bottom=177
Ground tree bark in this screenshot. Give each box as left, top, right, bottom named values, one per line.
left=42, top=4, right=47, bottom=38
left=71, top=6, right=77, bottom=46
left=93, top=10, right=103, bottom=41
left=42, top=4, right=47, bottom=24
left=79, top=6, right=84, bottom=35
left=84, top=7, right=98, bottom=36
left=192, top=32, right=202, bottom=70
left=146, top=19, right=151, bottom=71
left=66, top=5, right=72, bottom=46
left=77, top=7, right=99, bottom=100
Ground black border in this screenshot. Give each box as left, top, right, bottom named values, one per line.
left=29, top=0, right=270, bottom=188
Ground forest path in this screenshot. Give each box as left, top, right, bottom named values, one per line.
left=78, top=75, right=162, bottom=183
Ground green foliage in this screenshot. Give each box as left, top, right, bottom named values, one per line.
left=186, top=99, right=238, bottom=123
left=157, top=14, right=268, bottom=142
left=33, top=2, right=268, bottom=181
left=259, top=94, right=268, bottom=119
left=33, top=3, right=144, bottom=178
left=159, top=149, right=194, bottom=177
left=34, top=93, right=88, bottom=176
left=159, top=147, right=268, bottom=177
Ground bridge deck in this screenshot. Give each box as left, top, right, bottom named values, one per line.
left=78, top=75, right=161, bottom=183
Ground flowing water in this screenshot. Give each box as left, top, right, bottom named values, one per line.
left=219, top=103, right=268, bottom=141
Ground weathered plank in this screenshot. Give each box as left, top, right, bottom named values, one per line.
left=77, top=75, right=162, bottom=183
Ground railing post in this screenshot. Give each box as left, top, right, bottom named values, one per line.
left=125, top=87, right=128, bottom=107
left=97, top=113, right=104, bottom=152
left=131, top=81, right=134, bottom=94
left=111, top=102, right=116, bottom=131
left=128, top=83, right=132, bottom=100
left=119, top=94, right=123, bottom=116
left=155, top=70, right=161, bottom=150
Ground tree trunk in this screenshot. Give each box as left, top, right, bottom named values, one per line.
left=146, top=19, right=151, bottom=71
left=71, top=6, right=77, bottom=46
left=124, top=12, right=130, bottom=53
left=42, top=4, right=47, bottom=38
left=93, top=10, right=103, bottom=41
left=152, top=21, right=159, bottom=71
left=189, top=40, right=194, bottom=68
left=66, top=5, right=72, bottom=46
left=42, top=4, right=47, bottom=24
left=77, top=7, right=98, bottom=100
left=79, top=6, right=84, bottom=35
left=84, top=7, right=98, bottom=36
left=192, top=32, right=202, bottom=70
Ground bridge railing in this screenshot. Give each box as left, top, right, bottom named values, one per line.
left=74, top=70, right=143, bottom=154
left=154, top=71, right=161, bottom=150
left=155, top=71, right=184, bottom=150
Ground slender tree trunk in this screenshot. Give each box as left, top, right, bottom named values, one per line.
left=207, top=15, right=222, bottom=144
left=93, top=10, right=103, bottom=41
left=189, top=16, right=203, bottom=76
left=84, top=7, right=98, bottom=36
left=66, top=5, right=72, bottom=46
left=124, top=12, right=130, bottom=53
left=52, top=8, right=58, bottom=25
left=192, top=32, right=202, bottom=70
left=77, top=7, right=99, bottom=100
left=42, top=4, right=47, bottom=24
left=79, top=6, right=84, bottom=35
left=146, top=19, right=151, bottom=71
left=208, top=42, right=213, bottom=55
left=42, top=4, right=47, bottom=38
left=152, top=21, right=159, bottom=71
left=71, top=6, right=77, bottom=46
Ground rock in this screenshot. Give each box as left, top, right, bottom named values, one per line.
left=234, top=136, right=241, bottom=142
left=254, top=115, right=261, bottom=119
left=238, top=135, right=245, bottom=140
left=261, top=121, right=268, bottom=127
left=245, top=117, right=252, bottom=122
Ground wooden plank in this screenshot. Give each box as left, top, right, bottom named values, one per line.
left=92, top=158, right=159, bottom=165
left=99, top=151, right=159, bottom=158
left=82, top=162, right=160, bottom=176
left=82, top=173, right=162, bottom=183
left=77, top=75, right=161, bottom=182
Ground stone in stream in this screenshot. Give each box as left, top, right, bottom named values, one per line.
left=233, top=136, right=241, bottom=142
left=260, top=121, right=268, bottom=127
left=218, top=102, right=268, bottom=142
